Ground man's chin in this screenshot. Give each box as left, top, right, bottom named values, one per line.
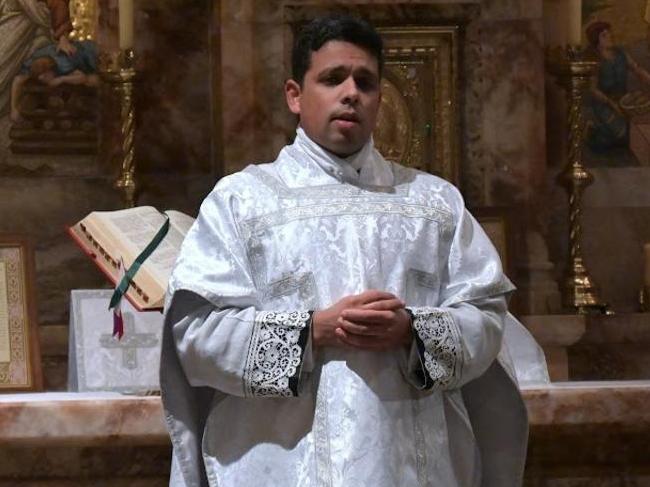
left=322, top=134, right=369, bottom=157
left=324, top=141, right=365, bottom=158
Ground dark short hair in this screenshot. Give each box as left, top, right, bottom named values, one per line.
left=291, top=15, right=383, bottom=85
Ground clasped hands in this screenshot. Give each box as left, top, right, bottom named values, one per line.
left=312, top=290, right=412, bottom=351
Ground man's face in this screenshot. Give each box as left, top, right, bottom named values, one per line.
left=286, top=40, right=381, bottom=157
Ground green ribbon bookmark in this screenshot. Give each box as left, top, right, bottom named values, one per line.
left=109, top=213, right=170, bottom=310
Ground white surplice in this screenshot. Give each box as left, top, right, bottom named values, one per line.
left=161, top=128, right=533, bottom=487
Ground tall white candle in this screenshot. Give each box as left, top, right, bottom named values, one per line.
left=568, top=0, right=582, bottom=46
left=119, top=0, right=134, bottom=50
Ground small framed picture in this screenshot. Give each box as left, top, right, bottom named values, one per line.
left=0, top=236, right=42, bottom=391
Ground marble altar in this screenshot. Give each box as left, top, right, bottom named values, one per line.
left=2, top=383, right=650, bottom=485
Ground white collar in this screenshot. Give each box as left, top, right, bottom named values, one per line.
left=293, top=127, right=393, bottom=186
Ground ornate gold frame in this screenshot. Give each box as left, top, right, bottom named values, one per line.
left=374, top=26, right=460, bottom=185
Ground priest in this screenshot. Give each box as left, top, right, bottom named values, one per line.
left=161, top=14, right=530, bottom=487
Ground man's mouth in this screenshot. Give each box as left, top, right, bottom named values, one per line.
left=333, top=113, right=360, bottom=123
left=332, top=112, right=360, bottom=127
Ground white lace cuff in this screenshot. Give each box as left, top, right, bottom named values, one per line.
left=243, top=310, right=311, bottom=397
left=407, top=307, right=463, bottom=390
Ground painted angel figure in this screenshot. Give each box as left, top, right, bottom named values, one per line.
left=0, top=0, right=74, bottom=117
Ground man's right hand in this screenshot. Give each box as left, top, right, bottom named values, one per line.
left=312, top=290, right=405, bottom=349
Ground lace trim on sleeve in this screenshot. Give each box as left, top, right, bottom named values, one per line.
left=408, top=307, right=463, bottom=390
left=244, top=310, right=311, bottom=397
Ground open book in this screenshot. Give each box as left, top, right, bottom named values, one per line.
left=68, top=206, right=195, bottom=311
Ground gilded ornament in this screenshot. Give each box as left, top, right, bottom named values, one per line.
left=374, top=27, right=459, bottom=184
left=69, top=0, right=97, bottom=41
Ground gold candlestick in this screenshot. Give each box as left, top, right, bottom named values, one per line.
left=547, top=46, right=609, bottom=314
left=104, top=49, right=137, bottom=208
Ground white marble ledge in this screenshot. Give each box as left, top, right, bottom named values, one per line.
left=0, top=392, right=168, bottom=447
left=522, top=380, right=650, bottom=427
left=2, top=383, right=650, bottom=447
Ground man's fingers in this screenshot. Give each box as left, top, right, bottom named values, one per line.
left=354, top=289, right=397, bottom=305
left=337, top=319, right=383, bottom=336
left=361, top=298, right=404, bottom=311
left=341, top=308, right=395, bottom=323
left=335, top=328, right=388, bottom=350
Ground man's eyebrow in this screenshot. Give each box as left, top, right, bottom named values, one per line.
left=316, top=66, right=347, bottom=77
left=316, top=65, right=378, bottom=78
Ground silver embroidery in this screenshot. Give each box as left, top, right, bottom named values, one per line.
left=314, top=368, right=333, bottom=487
left=410, top=307, right=463, bottom=389
left=413, top=270, right=438, bottom=289
left=244, top=311, right=310, bottom=397
left=245, top=236, right=268, bottom=288
left=411, top=397, right=428, bottom=486
left=405, top=269, right=441, bottom=309
left=264, top=272, right=320, bottom=309
left=240, top=201, right=453, bottom=240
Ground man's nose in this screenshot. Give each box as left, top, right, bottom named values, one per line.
left=341, top=77, right=359, bottom=105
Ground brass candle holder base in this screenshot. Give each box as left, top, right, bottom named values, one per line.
left=563, top=258, right=610, bottom=314
left=102, top=49, right=137, bottom=208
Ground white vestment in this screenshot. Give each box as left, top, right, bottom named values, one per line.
left=161, top=129, right=537, bottom=487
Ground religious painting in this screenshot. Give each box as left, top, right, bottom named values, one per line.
left=0, top=0, right=99, bottom=159
left=68, top=289, right=163, bottom=394
left=0, top=235, right=42, bottom=392
left=581, top=0, right=650, bottom=167
left=374, top=27, right=460, bottom=185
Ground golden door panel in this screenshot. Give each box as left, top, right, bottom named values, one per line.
left=374, top=27, right=459, bottom=185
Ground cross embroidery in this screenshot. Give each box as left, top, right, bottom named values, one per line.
left=99, top=313, right=158, bottom=370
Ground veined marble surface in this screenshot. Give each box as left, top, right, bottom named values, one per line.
left=522, top=381, right=650, bottom=425
left=1, top=382, right=650, bottom=447
left=0, top=392, right=167, bottom=447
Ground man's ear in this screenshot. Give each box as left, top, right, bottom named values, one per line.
left=285, top=79, right=302, bottom=115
